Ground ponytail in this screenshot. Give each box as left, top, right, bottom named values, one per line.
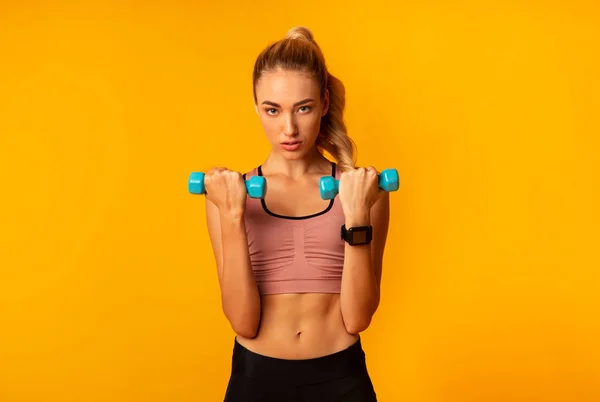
left=316, top=72, right=357, bottom=172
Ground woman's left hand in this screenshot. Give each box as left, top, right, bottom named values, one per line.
left=338, top=166, right=385, bottom=226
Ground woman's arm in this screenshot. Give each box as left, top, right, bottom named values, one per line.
left=340, top=192, right=390, bottom=334
left=205, top=199, right=261, bottom=338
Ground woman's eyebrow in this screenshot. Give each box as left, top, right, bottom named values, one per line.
left=261, top=98, right=315, bottom=107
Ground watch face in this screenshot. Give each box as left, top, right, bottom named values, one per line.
left=351, top=230, right=368, bottom=244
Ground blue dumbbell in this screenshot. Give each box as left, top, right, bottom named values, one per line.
left=188, top=172, right=266, bottom=199
left=319, top=168, right=400, bottom=200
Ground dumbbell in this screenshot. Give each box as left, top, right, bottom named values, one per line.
left=188, top=172, right=266, bottom=199
left=319, top=168, right=400, bottom=200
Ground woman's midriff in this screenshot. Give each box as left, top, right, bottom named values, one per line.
left=236, top=293, right=358, bottom=360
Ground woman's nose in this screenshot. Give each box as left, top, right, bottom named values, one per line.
left=282, top=115, right=298, bottom=137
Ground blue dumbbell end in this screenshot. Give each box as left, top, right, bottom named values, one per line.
left=246, top=176, right=266, bottom=199
left=320, top=176, right=339, bottom=200
left=189, top=172, right=205, bottom=194
left=379, top=169, right=399, bottom=192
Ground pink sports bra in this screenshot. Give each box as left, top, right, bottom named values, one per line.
left=242, top=162, right=345, bottom=295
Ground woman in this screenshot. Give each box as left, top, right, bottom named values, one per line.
left=204, top=26, right=390, bottom=402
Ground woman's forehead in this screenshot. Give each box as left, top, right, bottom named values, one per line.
left=255, top=70, right=320, bottom=101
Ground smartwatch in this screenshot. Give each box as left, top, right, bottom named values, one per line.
left=341, top=224, right=373, bottom=246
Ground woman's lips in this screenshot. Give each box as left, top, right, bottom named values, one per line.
left=281, top=141, right=302, bottom=151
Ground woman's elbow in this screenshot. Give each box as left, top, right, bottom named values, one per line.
left=344, top=316, right=373, bottom=335
left=343, top=301, right=379, bottom=334
left=232, top=323, right=259, bottom=339
left=227, top=311, right=261, bottom=339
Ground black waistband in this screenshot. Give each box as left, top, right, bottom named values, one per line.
left=229, top=337, right=368, bottom=385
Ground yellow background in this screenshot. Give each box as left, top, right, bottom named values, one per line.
left=1, top=1, right=598, bottom=401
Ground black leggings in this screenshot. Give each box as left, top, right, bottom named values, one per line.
left=223, top=337, right=378, bottom=402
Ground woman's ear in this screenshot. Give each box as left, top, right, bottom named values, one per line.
left=322, top=88, right=329, bottom=116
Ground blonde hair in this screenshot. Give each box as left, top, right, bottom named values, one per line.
left=252, top=26, right=357, bottom=172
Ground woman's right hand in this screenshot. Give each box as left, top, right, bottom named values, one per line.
left=203, top=167, right=247, bottom=218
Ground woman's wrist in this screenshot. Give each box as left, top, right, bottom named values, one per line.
left=219, top=210, right=245, bottom=226
left=345, top=210, right=370, bottom=227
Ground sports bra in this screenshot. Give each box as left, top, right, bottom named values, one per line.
left=242, top=162, right=345, bottom=295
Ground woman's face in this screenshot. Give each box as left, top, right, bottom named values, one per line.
left=254, top=69, right=328, bottom=160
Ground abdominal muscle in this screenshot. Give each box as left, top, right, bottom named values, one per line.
left=236, top=293, right=358, bottom=360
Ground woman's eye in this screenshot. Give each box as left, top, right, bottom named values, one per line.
left=265, top=106, right=310, bottom=115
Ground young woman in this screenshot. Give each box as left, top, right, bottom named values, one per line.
left=204, top=26, right=390, bottom=402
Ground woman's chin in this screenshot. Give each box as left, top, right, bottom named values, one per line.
left=275, top=147, right=306, bottom=159
left=282, top=152, right=305, bottom=160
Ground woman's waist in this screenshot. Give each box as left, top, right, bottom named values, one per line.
left=237, top=327, right=358, bottom=360
left=237, top=293, right=357, bottom=359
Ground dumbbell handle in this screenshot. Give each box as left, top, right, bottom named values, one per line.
left=188, top=172, right=266, bottom=199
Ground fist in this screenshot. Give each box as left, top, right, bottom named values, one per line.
left=338, top=166, right=383, bottom=222
left=203, top=167, right=247, bottom=217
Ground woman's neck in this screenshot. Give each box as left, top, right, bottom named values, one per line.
left=261, top=146, right=331, bottom=180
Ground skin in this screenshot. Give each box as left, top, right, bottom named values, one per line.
left=204, top=68, right=390, bottom=359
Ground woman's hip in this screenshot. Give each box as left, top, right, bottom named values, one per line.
left=223, top=336, right=377, bottom=402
